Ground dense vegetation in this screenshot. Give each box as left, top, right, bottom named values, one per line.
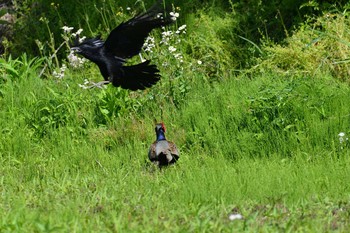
left=1, top=0, right=350, bottom=232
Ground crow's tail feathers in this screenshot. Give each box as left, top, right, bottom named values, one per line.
left=112, top=60, right=161, bottom=91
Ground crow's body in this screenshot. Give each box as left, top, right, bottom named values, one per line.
left=71, top=1, right=173, bottom=90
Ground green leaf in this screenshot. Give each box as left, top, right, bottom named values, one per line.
left=100, top=108, right=109, bottom=115
left=0, top=19, right=9, bottom=25
left=0, top=9, right=7, bottom=17
left=0, top=62, right=19, bottom=77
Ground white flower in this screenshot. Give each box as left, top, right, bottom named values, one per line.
left=228, top=213, right=243, bottom=221
left=78, top=79, right=91, bottom=89
left=76, top=29, right=83, bottom=35
left=178, top=24, right=186, bottom=31
left=72, top=29, right=83, bottom=37
left=174, top=53, right=183, bottom=62
left=338, top=132, right=348, bottom=145
left=197, top=60, right=202, bottom=65
left=157, top=13, right=164, bottom=19
left=62, top=26, right=74, bottom=33
left=161, top=30, right=173, bottom=45
left=52, top=66, right=65, bottom=79
left=143, top=36, right=155, bottom=52
left=168, top=46, right=177, bottom=53
left=169, top=11, right=179, bottom=21
left=68, top=51, right=86, bottom=68
left=162, top=31, right=173, bottom=37
left=126, top=7, right=131, bottom=11
left=78, top=84, right=89, bottom=89
left=79, top=36, right=86, bottom=43
left=176, top=24, right=187, bottom=34
left=60, top=64, right=67, bottom=72
left=52, top=70, right=60, bottom=78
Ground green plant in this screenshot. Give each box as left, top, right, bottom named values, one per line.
left=0, top=54, right=43, bottom=80
left=253, top=10, right=350, bottom=80
left=2, top=47, right=350, bottom=232
left=26, top=87, right=88, bottom=138
left=247, top=82, right=302, bottom=131
left=93, top=86, right=145, bottom=125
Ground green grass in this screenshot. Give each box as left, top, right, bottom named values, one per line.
left=1, top=142, right=350, bottom=232
left=1, top=60, right=350, bottom=231
left=2, top=4, right=350, bottom=232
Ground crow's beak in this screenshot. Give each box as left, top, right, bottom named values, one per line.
left=70, top=47, right=82, bottom=53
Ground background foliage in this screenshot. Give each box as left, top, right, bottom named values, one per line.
left=5, top=0, right=349, bottom=67
left=1, top=0, right=350, bottom=232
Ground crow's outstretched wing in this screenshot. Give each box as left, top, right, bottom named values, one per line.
left=104, top=1, right=173, bottom=59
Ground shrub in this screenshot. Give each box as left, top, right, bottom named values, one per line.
left=253, top=10, right=350, bottom=80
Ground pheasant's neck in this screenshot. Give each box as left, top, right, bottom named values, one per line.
left=157, top=131, right=166, bottom=141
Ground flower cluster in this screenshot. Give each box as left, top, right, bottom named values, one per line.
left=52, top=64, right=67, bottom=79
left=143, top=36, right=155, bottom=52
left=168, top=46, right=176, bottom=53
left=141, top=10, right=186, bottom=64
left=167, top=45, right=183, bottom=62
left=163, top=27, right=185, bottom=63
left=161, top=10, right=186, bottom=63
left=160, top=30, right=173, bottom=45
left=169, top=11, right=179, bottom=21
left=62, top=26, right=86, bottom=43
left=67, top=51, right=86, bottom=68
left=338, top=132, right=348, bottom=143
left=176, top=24, right=186, bottom=34
left=62, top=26, right=74, bottom=33
left=72, top=29, right=86, bottom=43
left=78, top=79, right=90, bottom=89
left=61, top=26, right=87, bottom=68
left=156, top=13, right=164, bottom=20
left=62, top=26, right=83, bottom=37
left=173, top=53, right=183, bottom=63
left=338, top=132, right=349, bottom=150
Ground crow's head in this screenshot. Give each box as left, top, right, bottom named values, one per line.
left=70, top=35, right=104, bottom=55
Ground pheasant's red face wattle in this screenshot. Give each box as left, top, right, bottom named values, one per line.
left=161, top=122, right=166, bottom=132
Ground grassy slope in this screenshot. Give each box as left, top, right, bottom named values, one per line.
left=1, top=67, right=350, bottom=232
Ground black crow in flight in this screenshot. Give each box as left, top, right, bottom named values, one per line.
left=70, top=1, right=174, bottom=91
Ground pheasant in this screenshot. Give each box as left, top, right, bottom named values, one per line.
left=148, top=123, right=180, bottom=167
left=70, top=0, right=174, bottom=90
